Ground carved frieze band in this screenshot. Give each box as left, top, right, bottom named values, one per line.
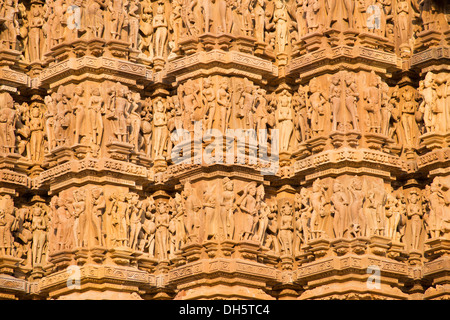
left=166, top=50, right=278, bottom=79
left=40, top=57, right=154, bottom=84
left=288, top=46, right=399, bottom=75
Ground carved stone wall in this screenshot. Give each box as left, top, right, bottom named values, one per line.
left=0, top=0, right=449, bottom=300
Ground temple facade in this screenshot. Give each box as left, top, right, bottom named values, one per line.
left=0, top=0, right=449, bottom=300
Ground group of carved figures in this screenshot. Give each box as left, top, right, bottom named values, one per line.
left=1, top=175, right=449, bottom=267
left=1, top=0, right=449, bottom=63
left=1, top=69, right=448, bottom=161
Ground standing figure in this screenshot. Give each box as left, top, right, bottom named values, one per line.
left=153, top=97, right=168, bottom=159
left=202, top=77, right=216, bottom=131
left=73, top=188, right=87, bottom=247
left=108, top=0, right=126, bottom=40
left=128, top=193, right=143, bottom=250
left=139, top=3, right=154, bottom=58
left=364, top=189, right=379, bottom=236
left=72, top=86, right=87, bottom=145
left=128, top=92, right=142, bottom=152
left=183, top=182, right=202, bottom=242
left=87, top=0, right=104, bottom=38
left=155, top=201, right=169, bottom=260
left=44, top=94, right=57, bottom=151
left=348, top=177, right=366, bottom=237
left=401, top=86, right=419, bottom=147
left=29, top=5, right=44, bottom=62
left=220, top=177, right=235, bottom=240
left=91, top=187, right=105, bottom=246
left=31, top=204, right=47, bottom=266
left=397, top=0, right=410, bottom=45
left=107, top=84, right=130, bottom=143
left=308, top=78, right=328, bottom=136
left=276, top=89, right=294, bottom=152
left=305, top=0, right=320, bottom=33
left=278, top=201, right=294, bottom=255
left=203, top=185, right=217, bottom=240
left=170, top=0, right=183, bottom=47
left=217, top=79, right=231, bottom=131
left=407, top=190, right=423, bottom=250
left=128, top=0, right=140, bottom=49
left=385, top=193, right=400, bottom=240
left=153, top=3, right=168, bottom=58
left=273, top=0, right=289, bottom=54
left=327, top=0, right=355, bottom=29
left=28, top=105, right=44, bottom=162
left=237, top=182, right=258, bottom=241
left=363, top=72, right=382, bottom=133
left=331, top=181, right=349, bottom=238
left=344, top=72, right=360, bottom=131
left=310, top=179, right=328, bottom=238
left=109, top=193, right=128, bottom=247
left=87, top=87, right=104, bottom=148
left=254, top=0, right=266, bottom=42
left=330, top=74, right=342, bottom=131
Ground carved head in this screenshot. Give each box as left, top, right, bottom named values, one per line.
left=424, top=72, right=434, bottom=88
left=312, top=178, right=322, bottom=192
left=157, top=200, right=167, bottom=214
left=248, top=182, right=257, bottom=196
left=223, top=177, right=233, bottom=191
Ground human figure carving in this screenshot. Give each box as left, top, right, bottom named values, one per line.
left=237, top=182, right=258, bottom=241
left=153, top=3, right=168, bottom=58
left=220, top=177, right=235, bottom=240
left=278, top=201, right=294, bottom=255
left=309, top=179, right=328, bottom=239
left=308, top=78, right=327, bottom=136
left=327, top=0, right=355, bottom=29
left=153, top=97, right=168, bottom=159
left=344, top=72, right=360, bottom=132
left=276, top=89, right=294, bottom=152
left=28, top=105, right=44, bottom=162
left=31, top=204, right=47, bottom=265
left=407, top=190, right=423, bottom=250
left=217, top=79, right=231, bottom=131
left=273, top=0, right=289, bottom=54
left=331, top=181, right=349, bottom=238
left=73, top=188, right=87, bottom=247
left=155, top=201, right=170, bottom=260
left=363, top=72, right=382, bottom=133
left=202, top=77, right=216, bottom=131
